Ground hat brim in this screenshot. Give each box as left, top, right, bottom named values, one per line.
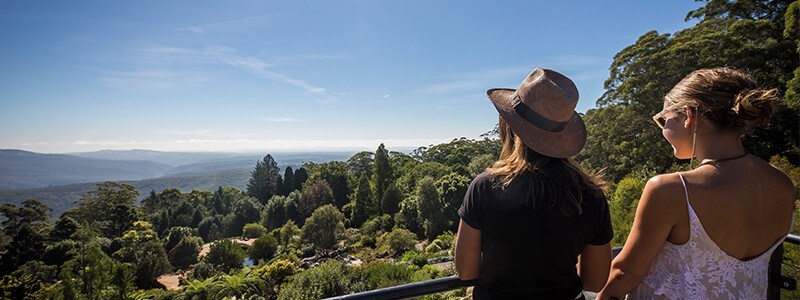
left=487, top=88, right=587, bottom=158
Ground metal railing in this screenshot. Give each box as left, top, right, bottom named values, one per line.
left=325, top=233, right=800, bottom=300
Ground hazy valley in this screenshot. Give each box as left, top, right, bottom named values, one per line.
left=0, top=149, right=357, bottom=217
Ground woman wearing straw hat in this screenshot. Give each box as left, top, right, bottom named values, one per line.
left=597, top=67, right=795, bottom=299
left=455, top=68, right=613, bottom=299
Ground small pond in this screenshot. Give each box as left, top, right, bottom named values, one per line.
left=243, top=257, right=255, bottom=267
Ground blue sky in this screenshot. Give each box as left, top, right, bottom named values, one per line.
left=0, top=1, right=702, bottom=153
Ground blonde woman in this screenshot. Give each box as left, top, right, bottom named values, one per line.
left=455, top=68, right=613, bottom=299
left=598, top=67, right=795, bottom=299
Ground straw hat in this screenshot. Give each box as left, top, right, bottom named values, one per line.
left=487, top=68, right=586, bottom=158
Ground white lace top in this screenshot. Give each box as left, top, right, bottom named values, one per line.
left=627, top=173, right=791, bottom=300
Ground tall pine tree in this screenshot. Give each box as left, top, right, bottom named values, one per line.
left=293, top=167, right=309, bottom=191
left=275, top=175, right=285, bottom=198
left=417, top=177, right=445, bottom=240
left=246, top=155, right=281, bottom=204
left=350, top=175, right=374, bottom=227
left=372, top=143, right=392, bottom=213
left=283, top=166, right=295, bottom=195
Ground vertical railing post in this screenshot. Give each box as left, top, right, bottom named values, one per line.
left=767, top=243, right=784, bottom=300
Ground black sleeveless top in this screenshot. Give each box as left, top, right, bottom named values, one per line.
left=458, top=172, right=613, bottom=299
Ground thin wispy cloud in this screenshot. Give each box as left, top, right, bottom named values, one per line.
left=184, top=26, right=206, bottom=33
left=100, top=44, right=326, bottom=93
left=97, top=69, right=217, bottom=89
left=271, top=53, right=351, bottom=64
left=222, top=56, right=274, bottom=72
left=177, top=14, right=278, bottom=34
left=220, top=54, right=325, bottom=93
left=137, top=46, right=218, bottom=65
left=204, top=45, right=237, bottom=55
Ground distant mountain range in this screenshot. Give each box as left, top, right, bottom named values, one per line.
left=0, top=149, right=173, bottom=190
left=0, top=149, right=359, bottom=217
left=0, top=168, right=252, bottom=218
left=69, top=149, right=246, bottom=166
left=0, top=149, right=356, bottom=190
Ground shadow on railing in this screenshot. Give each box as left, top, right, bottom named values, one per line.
left=325, top=234, right=800, bottom=300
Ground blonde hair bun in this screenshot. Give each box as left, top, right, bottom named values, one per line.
left=732, top=88, right=778, bottom=127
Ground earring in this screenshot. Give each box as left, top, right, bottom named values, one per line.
left=690, top=118, right=697, bottom=169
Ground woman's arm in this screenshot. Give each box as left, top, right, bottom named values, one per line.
left=597, top=175, right=682, bottom=299
left=578, top=242, right=612, bottom=292
left=455, top=219, right=482, bottom=280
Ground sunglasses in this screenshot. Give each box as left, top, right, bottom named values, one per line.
left=652, top=105, right=692, bottom=129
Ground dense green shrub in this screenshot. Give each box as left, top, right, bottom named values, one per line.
left=162, top=226, right=199, bottom=252
left=167, top=236, right=202, bottom=270
left=189, top=261, right=220, bottom=280
left=401, top=251, right=429, bottom=268
left=300, top=205, right=344, bottom=252
left=250, top=235, right=279, bottom=262
left=204, top=240, right=245, bottom=273
left=377, top=228, right=417, bottom=255
left=359, top=217, right=383, bottom=237
left=352, top=261, right=414, bottom=291
left=609, top=173, right=648, bottom=247
left=256, top=259, right=297, bottom=295
left=242, top=223, right=268, bottom=239
left=278, top=260, right=353, bottom=300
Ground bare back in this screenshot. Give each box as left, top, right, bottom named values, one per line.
left=669, top=155, right=795, bottom=261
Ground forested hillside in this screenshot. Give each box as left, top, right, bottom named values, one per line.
left=0, top=150, right=172, bottom=190
left=0, top=168, right=252, bottom=218
left=0, top=1, right=797, bottom=299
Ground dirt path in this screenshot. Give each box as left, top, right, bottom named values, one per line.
left=198, top=238, right=254, bottom=258
left=432, top=261, right=453, bottom=271
left=157, top=273, right=182, bottom=291
left=158, top=238, right=257, bottom=290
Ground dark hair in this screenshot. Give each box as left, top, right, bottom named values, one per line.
left=487, top=116, right=605, bottom=216
left=664, top=67, right=779, bottom=130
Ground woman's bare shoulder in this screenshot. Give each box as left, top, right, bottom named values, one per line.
left=645, top=173, right=686, bottom=194
left=763, top=161, right=797, bottom=200
left=639, top=173, right=688, bottom=212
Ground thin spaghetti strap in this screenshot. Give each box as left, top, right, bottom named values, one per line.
left=677, top=173, right=689, bottom=204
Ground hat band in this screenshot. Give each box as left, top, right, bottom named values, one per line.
left=512, top=95, right=568, bottom=132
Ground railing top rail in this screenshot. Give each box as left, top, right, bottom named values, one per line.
left=324, top=276, right=474, bottom=300
left=785, top=233, right=798, bottom=245
left=324, top=234, right=800, bottom=300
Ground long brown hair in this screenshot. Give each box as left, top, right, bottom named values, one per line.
left=487, top=116, right=605, bottom=216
